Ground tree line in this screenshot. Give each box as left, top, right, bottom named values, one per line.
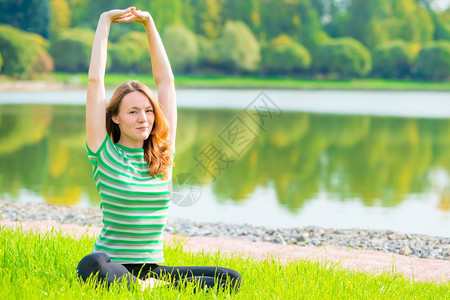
left=0, top=0, right=449, bottom=80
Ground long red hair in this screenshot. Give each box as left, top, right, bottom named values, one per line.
left=106, top=80, right=172, bottom=179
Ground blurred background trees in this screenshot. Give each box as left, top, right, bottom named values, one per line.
left=0, top=0, right=448, bottom=80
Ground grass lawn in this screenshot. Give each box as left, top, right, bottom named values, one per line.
left=1, top=226, right=448, bottom=299
left=47, top=73, right=450, bottom=91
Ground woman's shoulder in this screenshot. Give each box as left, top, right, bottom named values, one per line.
left=86, top=134, right=112, bottom=156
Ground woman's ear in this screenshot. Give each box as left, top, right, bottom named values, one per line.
left=112, top=116, right=120, bottom=124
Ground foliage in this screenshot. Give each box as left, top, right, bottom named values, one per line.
left=144, top=0, right=183, bottom=31
left=257, top=0, right=302, bottom=41
left=215, top=20, right=261, bottom=73
left=190, top=0, right=223, bottom=39
left=222, top=0, right=256, bottom=34
left=162, top=25, right=199, bottom=73
left=49, top=0, right=72, bottom=38
left=196, top=35, right=217, bottom=65
left=109, top=31, right=150, bottom=73
left=297, top=0, right=329, bottom=50
left=342, top=0, right=435, bottom=49
left=0, top=0, right=449, bottom=79
left=27, top=33, right=54, bottom=74
left=415, top=40, right=450, bottom=80
left=0, top=25, right=38, bottom=78
left=0, top=52, right=2, bottom=73
left=50, top=27, right=95, bottom=73
left=372, top=40, right=416, bottom=78
left=314, top=38, right=372, bottom=78
left=69, top=0, right=121, bottom=29
left=430, top=10, right=450, bottom=40
left=262, top=35, right=311, bottom=74
left=0, top=0, right=50, bottom=38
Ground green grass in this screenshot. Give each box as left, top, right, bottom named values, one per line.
left=1, top=226, right=449, bottom=299
left=47, top=72, right=450, bottom=91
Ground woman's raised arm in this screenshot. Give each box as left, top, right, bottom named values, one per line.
left=144, top=13, right=177, bottom=147
left=122, top=9, right=177, bottom=148
left=86, top=7, right=135, bottom=152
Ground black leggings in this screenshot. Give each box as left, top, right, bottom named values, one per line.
left=77, top=252, right=241, bottom=292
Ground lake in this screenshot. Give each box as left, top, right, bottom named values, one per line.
left=0, top=89, right=449, bottom=237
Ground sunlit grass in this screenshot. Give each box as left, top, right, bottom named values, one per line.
left=47, top=72, right=450, bottom=91
left=0, top=226, right=448, bottom=299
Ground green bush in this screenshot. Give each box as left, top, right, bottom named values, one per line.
left=196, top=35, right=215, bottom=62
left=29, top=33, right=54, bottom=73
left=163, top=25, right=198, bottom=73
left=262, top=35, right=311, bottom=74
left=110, top=31, right=151, bottom=74
left=50, top=28, right=95, bottom=73
left=372, top=40, right=415, bottom=78
left=314, top=37, right=372, bottom=78
left=415, top=41, right=450, bottom=80
left=0, top=25, right=36, bottom=78
left=0, top=27, right=52, bottom=77
left=215, top=20, right=261, bottom=73
left=0, top=52, right=3, bottom=73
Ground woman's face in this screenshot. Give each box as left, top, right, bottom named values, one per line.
left=113, top=91, right=155, bottom=148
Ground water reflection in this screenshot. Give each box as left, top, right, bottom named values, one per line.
left=0, top=104, right=449, bottom=218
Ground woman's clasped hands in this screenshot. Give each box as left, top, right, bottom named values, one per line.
left=101, top=6, right=151, bottom=25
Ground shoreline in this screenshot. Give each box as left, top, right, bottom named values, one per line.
left=1, top=200, right=448, bottom=261
left=1, top=78, right=449, bottom=92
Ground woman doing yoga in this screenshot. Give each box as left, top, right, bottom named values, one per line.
left=76, top=7, right=241, bottom=292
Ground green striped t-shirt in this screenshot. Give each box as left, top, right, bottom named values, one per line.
left=86, top=135, right=173, bottom=264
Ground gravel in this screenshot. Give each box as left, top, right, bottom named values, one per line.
left=1, top=200, right=449, bottom=260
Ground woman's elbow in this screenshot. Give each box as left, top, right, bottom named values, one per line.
left=156, top=74, right=175, bottom=86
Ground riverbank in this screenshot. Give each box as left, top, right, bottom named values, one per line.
left=1, top=200, right=450, bottom=284
left=1, top=200, right=448, bottom=261
left=1, top=74, right=449, bottom=91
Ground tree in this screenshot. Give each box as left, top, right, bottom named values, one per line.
left=190, top=0, right=223, bottom=39
left=0, top=25, right=37, bottom=78
left=28, top=33, right=54, bottom=74
left=162, top=25, right=199, bottom=73
left=49, top=0, right=71, bottom=38
left=372, top=40, right=416, bottom=78
left=257, top=0, right=302, bottom=41
left=136, top=0, right=183, bottom=30
left=391, top=0, right=434, bottom=43
left=262, top=35, right=311, bottom=74
left=430, top=10, right=450, bottom=40
left=222, top=0, right=260, bottom=37
left=297, top=0, right=329, bottom=50
left=0, top=0, right=50, bottom=38
left=109, top=31, right=151, bottom=73
left=50, top=28, right=95, bottom=72
left=343, top=0, right=434, bottom=49
left=314, top=37, right=372, bottom=78
left=415, top=41, right=450, bottom=80
left=69, top=0, right=120, bottom=29
left=215, top=20, right=261, bottom=73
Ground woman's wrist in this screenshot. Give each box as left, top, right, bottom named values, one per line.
left=142, top=15, right=154, bottom=29
left=99, top=12, right=114, bottom=24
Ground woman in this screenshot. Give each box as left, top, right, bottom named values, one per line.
left=76, top=7, right=241, bottom=292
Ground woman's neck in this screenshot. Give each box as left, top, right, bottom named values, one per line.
left=117, top=138, right=144, bottom=149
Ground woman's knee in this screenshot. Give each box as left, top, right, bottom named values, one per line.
left=76, top=252, right=111, bottom=282
left=217, top=267, right=242, bottom=290
left=76, top=252, right=133, bottom=288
